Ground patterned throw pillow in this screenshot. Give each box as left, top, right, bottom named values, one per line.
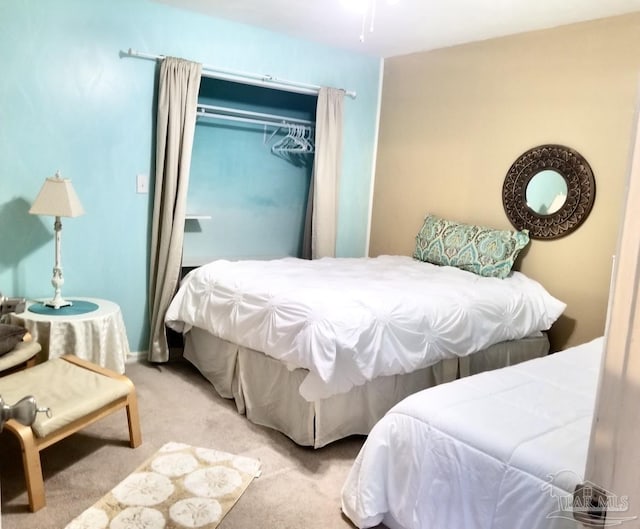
left=413, top=215, right=530, bottom=279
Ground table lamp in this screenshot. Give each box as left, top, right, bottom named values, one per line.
left=29, top=171, right=85, bottom=309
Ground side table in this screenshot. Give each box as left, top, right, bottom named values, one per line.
left=4, top=297, right=130, bottom=374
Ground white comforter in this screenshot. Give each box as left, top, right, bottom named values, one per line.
left=165, top=255, right=565, bottom=401
left=341, top=337, right=604, bottom=529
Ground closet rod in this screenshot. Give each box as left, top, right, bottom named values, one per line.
left=198, top=104, right=314, bottom=126
left=124, top=48, right=357, bottom=99
left=197, top=111, right=310, bottom=129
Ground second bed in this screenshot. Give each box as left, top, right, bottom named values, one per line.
left=341, top=337, right=605, bottom=529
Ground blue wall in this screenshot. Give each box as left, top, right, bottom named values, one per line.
left=0, top=0, right=381, bottom=352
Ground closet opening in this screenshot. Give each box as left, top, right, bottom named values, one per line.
left=184, top=77, right=317, bottom=267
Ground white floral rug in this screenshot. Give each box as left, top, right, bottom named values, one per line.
left=63, top=442, right=261, bottom=529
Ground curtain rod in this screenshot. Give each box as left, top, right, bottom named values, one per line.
left=124, top=48, right=357, bottom=99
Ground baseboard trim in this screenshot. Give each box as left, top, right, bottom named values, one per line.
left=126, top=349, right=184, bottom=363
left=126, top=351, right=147, bottom=363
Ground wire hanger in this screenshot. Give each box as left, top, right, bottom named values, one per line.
left=271, top=125, right=315, bottom=167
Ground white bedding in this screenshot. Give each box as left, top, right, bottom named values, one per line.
left=341, top=337, right=604, bottom=529
left=165, top=255, right=565, bottom=401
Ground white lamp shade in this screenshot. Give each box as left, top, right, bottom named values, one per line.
left=29, top=171, right=85, bottom=218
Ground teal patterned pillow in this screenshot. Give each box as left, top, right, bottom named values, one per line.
left=413, top=215, right=530, bottom=279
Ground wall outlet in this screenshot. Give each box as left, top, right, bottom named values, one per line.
left=136, top=174, right=148, bottom=194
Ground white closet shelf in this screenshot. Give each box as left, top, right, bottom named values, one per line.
left=185, top=214, right=212, bottom=220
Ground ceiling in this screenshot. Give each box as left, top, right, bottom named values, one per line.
left=158, top=0, right=640, bottom=57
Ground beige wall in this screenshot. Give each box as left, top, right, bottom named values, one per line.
left=369, top=13, right=640, bottom=351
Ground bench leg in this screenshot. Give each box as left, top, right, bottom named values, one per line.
left=25, top=357, right=37, bottom=369
left=5, top=420, right=45, bottom=512
left=126, top=390, right=142, bottom=448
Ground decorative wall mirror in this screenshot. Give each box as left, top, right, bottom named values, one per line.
left=502, top=144, right=596, bottom=240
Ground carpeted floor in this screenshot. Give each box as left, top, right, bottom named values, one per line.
left=0, top=356, right=380, bottom=529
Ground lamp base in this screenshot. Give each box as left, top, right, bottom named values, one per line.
left=42, top=298, right=73, bottom=309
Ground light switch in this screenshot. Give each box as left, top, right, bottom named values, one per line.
left=136, top=174, right=148, bottom=194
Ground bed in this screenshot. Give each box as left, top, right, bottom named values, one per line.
left=341, top=336, right=604, bottom=529
left=165, top=251, right=565, bottom=447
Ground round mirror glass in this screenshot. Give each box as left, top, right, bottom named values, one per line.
left=525, top=170, right=568, bottom=215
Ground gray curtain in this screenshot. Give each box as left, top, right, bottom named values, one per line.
left=148, top=57, right=202, bottom=362
left=302, top=87, right=345, bottom=259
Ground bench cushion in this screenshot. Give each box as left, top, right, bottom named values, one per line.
left=0, top=357, right=131, bottom=437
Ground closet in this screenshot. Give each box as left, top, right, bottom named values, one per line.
left=183, top=77, right=317, bottom=267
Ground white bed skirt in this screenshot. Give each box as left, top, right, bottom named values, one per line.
left=184, top=327, right=550, bottom=448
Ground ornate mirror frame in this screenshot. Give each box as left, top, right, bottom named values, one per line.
left=502, top=144, right=596, bottom=240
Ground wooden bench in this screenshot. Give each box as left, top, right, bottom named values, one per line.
left=0, top=354, right=142, bottom=511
